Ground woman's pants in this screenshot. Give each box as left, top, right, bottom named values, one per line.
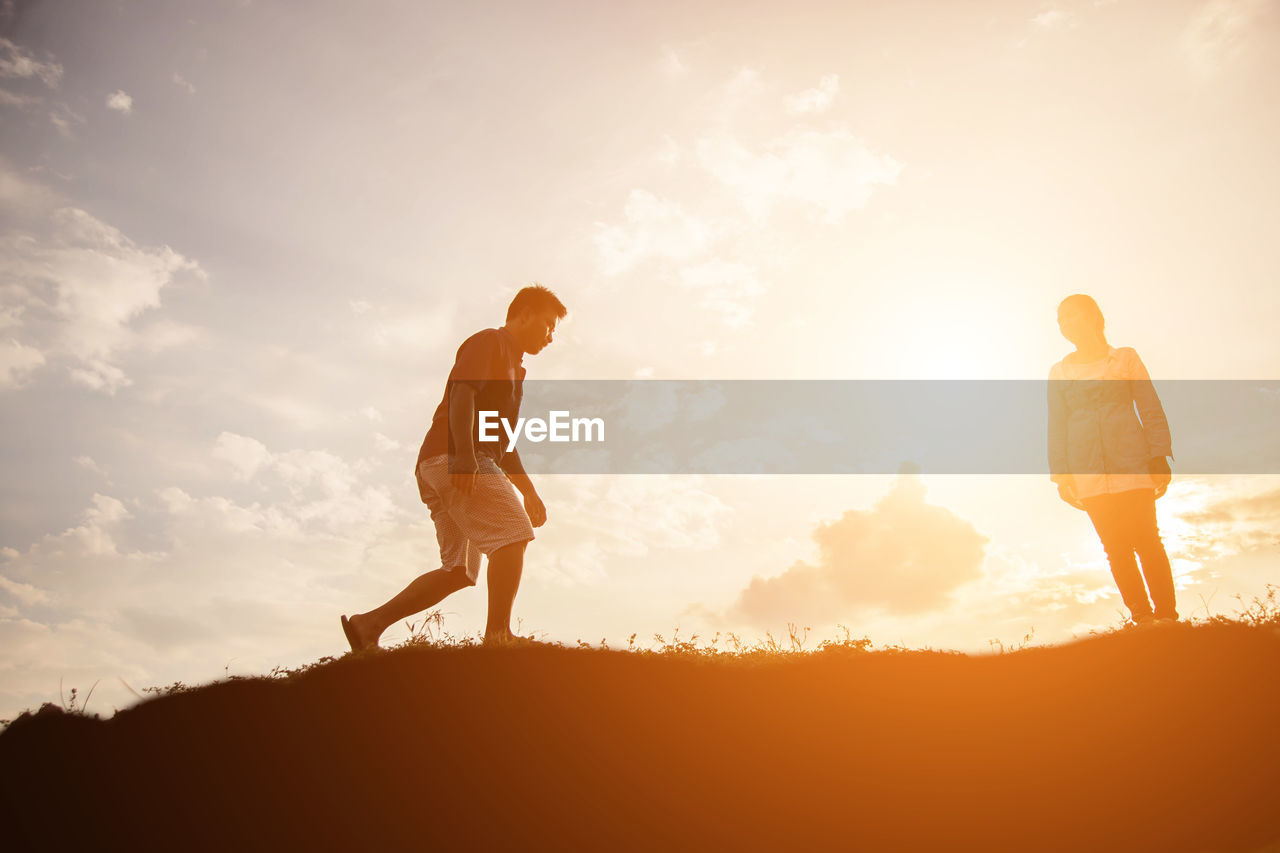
left=1082, top=488, right=1178, bottom=621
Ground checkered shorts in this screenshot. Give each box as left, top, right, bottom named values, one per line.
left=415, top=453, right=535, bottom=584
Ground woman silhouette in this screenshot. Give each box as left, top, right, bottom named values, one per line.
left=1048, top=295, right=1178, bottom=624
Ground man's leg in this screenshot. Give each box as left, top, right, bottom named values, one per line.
left=346, top=566, right=473, bottom=651
left=484, top=539, right=529, bottom=643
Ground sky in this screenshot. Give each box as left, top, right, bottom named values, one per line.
left=1, top=0, right=1278, bottom=721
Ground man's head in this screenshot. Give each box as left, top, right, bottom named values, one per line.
left=504, top=284, right=567, bottom=356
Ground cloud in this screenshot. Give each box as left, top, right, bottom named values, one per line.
left=590, top=68, right=902, bottom=337
left=0, top=87, right=37, bottom=107
left=1171, top=483, right=1280, bottom=563
left=48, top=102, right=84, bottom=137
left=172, top=72, right=196, bottom=94
left=1183, top=0, right=1276, bottom=75
left=105, top=89, right=133, bottom=114
left=678, top=259, right=767, bottom=328
left=659, top=48, right=686, bottom=80
left=0, top=573, right=49, bottom=607
left=74, top=455, right=108, bottom=478
left=594, top=190, right=714, bottom=275
left=0, top=37, right=62, bottom=88
left=369, top=306, right=456, bottom=356
left=0, top=338, right=45, bottom=388
left=655, top=135, right=680, bottom=166
left=134, top=319, right=204, bottom=353
left=0, top=170, right=205, bottom=394
left=1030, top=9, right=1075, bottom=31
left=211, top=432, right=398, bottom=529
left=0, top=415, right=431, bottom=720
left=723, top=67, right=763, bottom=105
left=726, top=472, right=989, bottom=628
left=697, top=128, right=902, bottom=223
left=213, top=432, right=272, bottom=481
left=785, top=74, right=839, bottom=115
left=534, top=475, right=731, bottom=586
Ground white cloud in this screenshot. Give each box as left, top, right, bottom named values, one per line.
left=1183, top=0, right=1275, bottom=75
left=0, top=573, right=49, bottom=607
left=678, top=259, right=767, bottom=328
left=240, top=391, right=332, bottom=431
left=659, top=47, right=686, bottom=80
left=727, top=473, right=989, bottom=627
left=723, top=67, right=762, bottom=104
left=171, top=72, right=196, bottom=94
left=74, top=455, right=107, bottom=477
left=785, top=74, right=840, bottom=115
left=213, top=432, right=272, bottom=481
left=48, top=102, right=83, bottom=137
left=369, top=304, right=456, bottom=356
left=2, top=306, right=32, bottom=332
left=591, top=67, right=901, bottom=341
left=655, top=135, right=680, bottom=166
left=0, top=338, right=45, bottom=389
left=594, top=190, right=714, bottom=275
left=0, top=475, right=409, bottom=720
left=105, top=89, right=133, bottom=114
left=697, top=128, right=902, bottom=223
left=211, top=432, right=398, bottom=530
left=0, top=177, right=205, bottom=394
left=135, top=319, right=203, bottom=353
left=0, top=87, right=38, bottom=107
left=68, top=358, right=129, bottom=393
left=0, top=37, right=62, bottom=88
left=1031, top=9, right=1075, bottom=30
left=1169, top=481, right=1280, bottom=563
left=535, top=475, right=731, bottom=586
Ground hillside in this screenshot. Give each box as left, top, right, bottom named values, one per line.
left=2, top=622, right=1278, bottom=852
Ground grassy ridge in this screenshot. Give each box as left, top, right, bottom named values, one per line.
left=2, top=621, right=1279, bottom=852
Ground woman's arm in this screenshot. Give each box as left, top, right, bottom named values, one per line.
left=1127, top=349, right=1172, bottom=459
left=1128, top=348, right=1173, bottom=497
left=1047, top=365, right=1070, bottom=485
left=1047, top=365, right=1081, bottom=507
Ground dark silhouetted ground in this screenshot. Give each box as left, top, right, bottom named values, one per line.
left=2, top=622, right=1278, bottom=852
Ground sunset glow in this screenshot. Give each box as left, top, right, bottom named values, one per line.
left=2, top=0, right=1278, bottom=725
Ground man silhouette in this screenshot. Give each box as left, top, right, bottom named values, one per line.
left=342, top=285, right=567, bottom=649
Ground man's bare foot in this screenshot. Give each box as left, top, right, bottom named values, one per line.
left=483, top=630, right=543, bottom=648
left=340, top=614, right=381, bottom=653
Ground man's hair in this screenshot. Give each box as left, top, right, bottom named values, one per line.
left=506, top=284, right=567, bottom=323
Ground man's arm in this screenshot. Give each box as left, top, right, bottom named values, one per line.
left=500, top=449, right=547, bottom=527
left=449, top=383, right=479, bottom=494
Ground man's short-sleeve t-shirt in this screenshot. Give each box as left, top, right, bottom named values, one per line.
left=419, top=327, right=526, bottom=466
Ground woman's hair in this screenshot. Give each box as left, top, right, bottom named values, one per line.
left=1058, top=293, right=1105, bottom=334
